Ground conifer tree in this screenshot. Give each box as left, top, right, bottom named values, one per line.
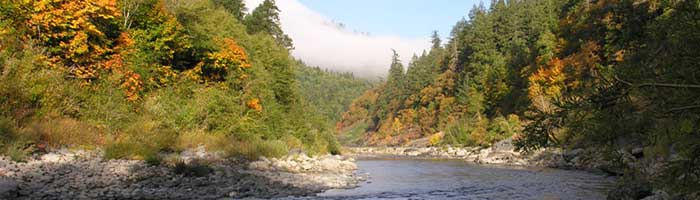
left=431, top=31, right=442, bottom=50
left=211, top=0, right=247, bottom=21
left=244, top=0, right=293, bottom=49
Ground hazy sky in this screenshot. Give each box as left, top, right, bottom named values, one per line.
left=245, top=0, right=483, bottom=78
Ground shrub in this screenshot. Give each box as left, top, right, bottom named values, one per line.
left=175, top=131, right=230, bottom=152
left=5, top=142, right=33, bottom=162
left=227, top=139, right=288, bottom=160
left=444, top=122, right=470, bottom=146
left=469, top=126, right=488, bottom=147
left=172, top=158, right=213, bottom=177
left=23, top=118, right=101, bottom=148
left=337, top=121, right=369, bottom=145
left=77, top=76, right=137, bottom=133
left=428, top=132, right=444, bottom=146
left=0, top=117, right=36, bottom=162
left=104, top=140, right=154, bottom=161
left=255, top=139, right=288, bottom=158
left=226, top=140, right=255, bottom=160
left=322, top=131, right=342, bottom=155
left=281, top=134, right=303, bottom=150
left=0, top=116, right=15, bottom=147
left=103, top=118, right=176, bottom=162
left=486, top=114, right=523, bottom=144
left=303, top=131, right=339, bottom=156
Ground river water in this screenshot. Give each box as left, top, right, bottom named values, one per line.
left=307, top=158, right=616, bottom=200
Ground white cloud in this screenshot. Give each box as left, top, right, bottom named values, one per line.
left=245, top=0, right=430, bottom=78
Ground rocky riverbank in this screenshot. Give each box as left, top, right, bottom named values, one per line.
left=346, top=139, right=700, bottom=200
left=0, top=148, right=360, bottom=199
left=346, top=139, right=577, bottom=168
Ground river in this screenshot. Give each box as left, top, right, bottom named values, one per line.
left=298, top=158, right=616, bottom=200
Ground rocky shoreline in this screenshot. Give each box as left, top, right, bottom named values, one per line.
left=1, top=142, right=692, bottom=200
left=0, top=148, right=361, bottom=199
left=346, top=139, right=583, bottom=169
left=345, top=139, right=699, bottom=200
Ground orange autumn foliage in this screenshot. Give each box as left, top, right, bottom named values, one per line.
left=247, top=98, right=262, bottom=111
left=104, top=32, right=144, bottom=102
left=528, top=41, right=602, bottom=111
left=209, top=38, right=252, bottom=70
left=120, top=71, right=143, bottom=101
left=186, top=38, right=252, bottom=83
left=529, top=57, right=566, bottom=100
left=25, top=0, right=121, bottom=80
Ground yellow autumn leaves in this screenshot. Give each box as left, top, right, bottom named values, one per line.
left=185, top=38, right=252, bottom=83
left=27, top=0, right=120, bottom=77
left=14, top=0, right=258, bottom=104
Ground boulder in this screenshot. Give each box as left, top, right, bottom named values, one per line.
left=607, top=181, right=652, bottom=200
left=491, top=138, right=515, bottom=152
left=631, top=147, right=644, bottom=159
left=41, top=152, right=65, bottom=163
left=640, top=190, right=670, bottom=200
left=563, top=148, right=584, bottom=162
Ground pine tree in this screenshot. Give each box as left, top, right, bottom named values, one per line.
left=431, top=31, right=442, bottom=49
left=386, top=49, right=405, bottom=93
left=244, top=0, right=293, bottom=49
left=211, top=0, right=247, bottom=21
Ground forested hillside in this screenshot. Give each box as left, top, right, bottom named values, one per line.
left=0, top=0, right=370, bottom=162
left=340, top=0, right=700, bottom=193
left=295, top=62, right=375, bottom=126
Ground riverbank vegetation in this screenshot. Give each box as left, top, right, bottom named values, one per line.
left=339, top=0, right=700, bottom=195
left=0, top=0, right=370, bottom=162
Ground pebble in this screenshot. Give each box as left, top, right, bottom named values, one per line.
left=0, top=149, right=360, bottom=200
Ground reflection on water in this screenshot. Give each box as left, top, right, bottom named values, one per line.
left=290, top=158, right=615, bottom=200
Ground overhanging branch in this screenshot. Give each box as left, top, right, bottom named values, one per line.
left=666, top=105, right=700, bottom=113
left=614, top=75, right=700, bottom=89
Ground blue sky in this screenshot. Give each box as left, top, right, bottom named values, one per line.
left=298, top=0, right=485, bottom=38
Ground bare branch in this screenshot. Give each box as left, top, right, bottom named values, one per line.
left=666, top=105, right=700, bottom=113
left=614, top=75, right=700, bottom=89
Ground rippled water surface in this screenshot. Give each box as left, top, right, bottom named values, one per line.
left=304, top=158, right=615, bottom=200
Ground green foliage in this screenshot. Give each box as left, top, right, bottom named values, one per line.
left=210, top=0, right=246, bottom=21
left=0, top=117, right=33, bottom=162
left=0, top=0, right=350, bottom=162
left=227, top=139, right=288, bottom=160
left=129, top=13, right=192, bottom=71
left=103, top=118, right=177, bottom=161
left=172, top=159, right=213, bottom=177
left=337, top=121, right=369, bottom=146
left=441, top=114, right=522, bottom=148
left=23, top=118, right=102, bottom=148
left=486, top=114, right=522, bottom=142
left=341, top=0, right=560, bottom=146
left=294, top=62, right=375, bottom=123
left=244, top=0, right=293, bottom=49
